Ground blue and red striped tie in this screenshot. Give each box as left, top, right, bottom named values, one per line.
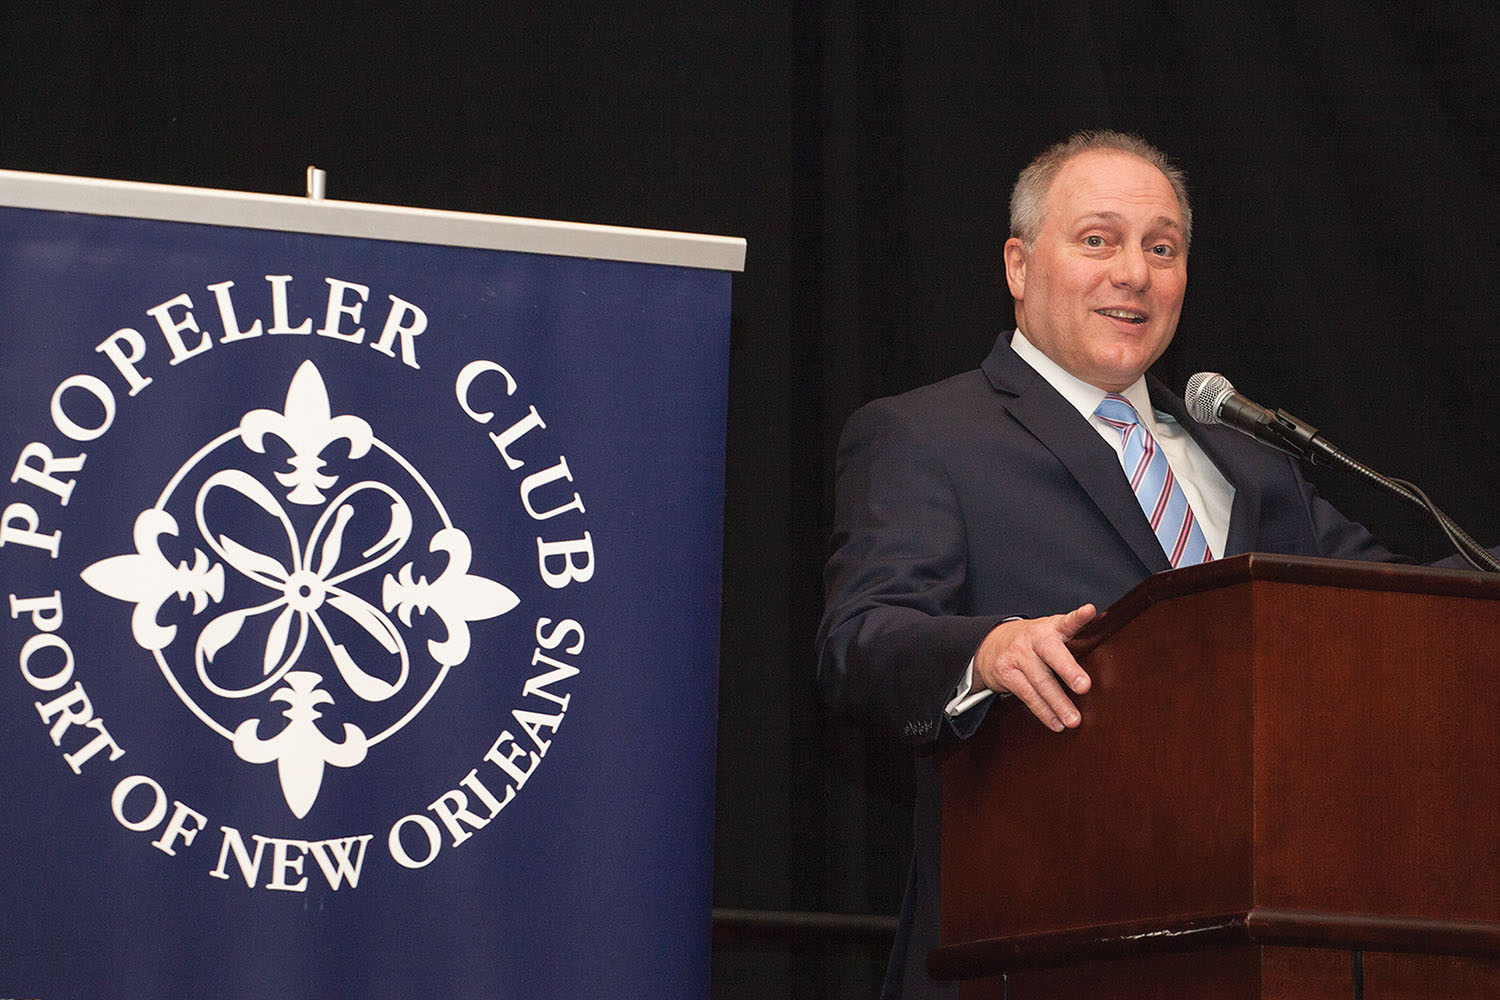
left=1095, top=393, right=1212, bottom=568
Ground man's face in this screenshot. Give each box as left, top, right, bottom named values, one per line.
left=1004, top=149, right=1187, bottom=392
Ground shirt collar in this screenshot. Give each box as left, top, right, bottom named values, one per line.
left=1010, top=329, right=1160, bottom=429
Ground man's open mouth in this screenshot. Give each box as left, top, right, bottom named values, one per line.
left=1095, top=309, right=1147, bottom=325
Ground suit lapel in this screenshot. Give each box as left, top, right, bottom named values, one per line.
left=983, top=340, right=1172, bottom=575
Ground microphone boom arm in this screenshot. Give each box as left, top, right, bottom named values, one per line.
left=1186, top=371, right=1500, bottom=573
left=1316, top=443, right=1500, bottom=574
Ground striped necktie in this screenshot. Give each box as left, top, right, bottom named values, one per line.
left=1094, top=393, right=1212, bottom=568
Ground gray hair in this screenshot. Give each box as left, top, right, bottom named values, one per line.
left=1009, top=131, right=1192, bottom=251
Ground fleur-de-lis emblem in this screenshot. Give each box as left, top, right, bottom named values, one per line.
left=80, top=508, right=224, bottom=651
left=240, top=360, right=373, bottom=505
left=385, top=528, right=520, bottom=667
left=233, top=671, right=369, bottom=819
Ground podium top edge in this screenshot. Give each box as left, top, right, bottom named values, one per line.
left=1072, top=553, right=1500, bottom=655
left=0, top=169, right=747, bottom=273
left=1192, top=551, right=1500, bottom=593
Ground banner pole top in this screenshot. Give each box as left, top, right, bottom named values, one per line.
left=0, top=167, right=746, bottom=272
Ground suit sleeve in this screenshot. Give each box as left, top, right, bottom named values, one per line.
left=1236, top=443, right=1480, bottom=567
left=816, top=399, right=1007, bottom=744
left=1299, top=466, right=1491, bottom=568
left=1301, top=474, right=1408, bottom=562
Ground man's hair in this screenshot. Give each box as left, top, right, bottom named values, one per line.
left=1009, top=130, right=1192, bottom=251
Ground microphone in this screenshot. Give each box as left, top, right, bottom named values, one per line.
left=1184, top=371, right=1338, bottom=465
left=1184, top=371, right=1500, bottom=573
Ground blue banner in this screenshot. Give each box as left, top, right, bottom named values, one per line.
left=0, top=195, right=734, bottom=998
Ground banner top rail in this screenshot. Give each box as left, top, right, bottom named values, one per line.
left=0, top=168, right=747, bottom=272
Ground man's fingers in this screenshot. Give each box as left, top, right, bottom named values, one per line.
left=1039, top=630, right=1091, bottom=696
left=976, top=605, right=1097, bottom=730
left=1032, top=669, right=1082, bottom=730
left=986, top=642, right=1082, bottom=731
left=1009, top=684, right=1068, bottom=733
left=1059, top=603, right=1098, bottom=637
left=1001, top=661, right=1076, bottom=732
left=1043, top=604, right=1095, bottom=694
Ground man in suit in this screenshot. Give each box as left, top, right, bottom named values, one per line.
left=816, top=131, right=1404, bottom=998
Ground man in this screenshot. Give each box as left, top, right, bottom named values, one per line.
left=816, top=131, right=1404, bottom=999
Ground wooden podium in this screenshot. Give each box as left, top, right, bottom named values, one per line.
left=932, top=554, right=1500, bottom=999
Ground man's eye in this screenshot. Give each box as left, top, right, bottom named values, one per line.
left=1082, top=235, right=1106, bottom=248
left=1150, top=243, right=1176, bottom=257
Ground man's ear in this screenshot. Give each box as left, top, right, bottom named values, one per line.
left=1003, top=237, right=1027, bottom=300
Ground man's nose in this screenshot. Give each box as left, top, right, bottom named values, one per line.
left=1110, top=246, right=1150, bottom=290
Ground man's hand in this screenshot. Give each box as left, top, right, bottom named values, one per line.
left=974, top=605, right=1097, bottom=732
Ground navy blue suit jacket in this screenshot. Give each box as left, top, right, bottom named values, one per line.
left=816, top=334, right=1402, bottom=999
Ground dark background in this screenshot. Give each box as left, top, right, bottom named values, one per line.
left=5, top=5, right=1499, bottom=997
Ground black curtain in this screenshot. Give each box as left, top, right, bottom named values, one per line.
left=5, top=5, right=1500, bottom=997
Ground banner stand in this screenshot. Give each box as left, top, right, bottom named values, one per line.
left=0, top=169, right=743, bottom=999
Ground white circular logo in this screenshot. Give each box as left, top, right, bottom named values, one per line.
left=81, top=360, right=518, bottom=819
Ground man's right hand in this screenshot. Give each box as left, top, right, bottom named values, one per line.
left=973, top=604, right=1097, bottom=732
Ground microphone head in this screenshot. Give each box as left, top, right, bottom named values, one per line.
left=1184, top=371, right=1234, bottom=425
